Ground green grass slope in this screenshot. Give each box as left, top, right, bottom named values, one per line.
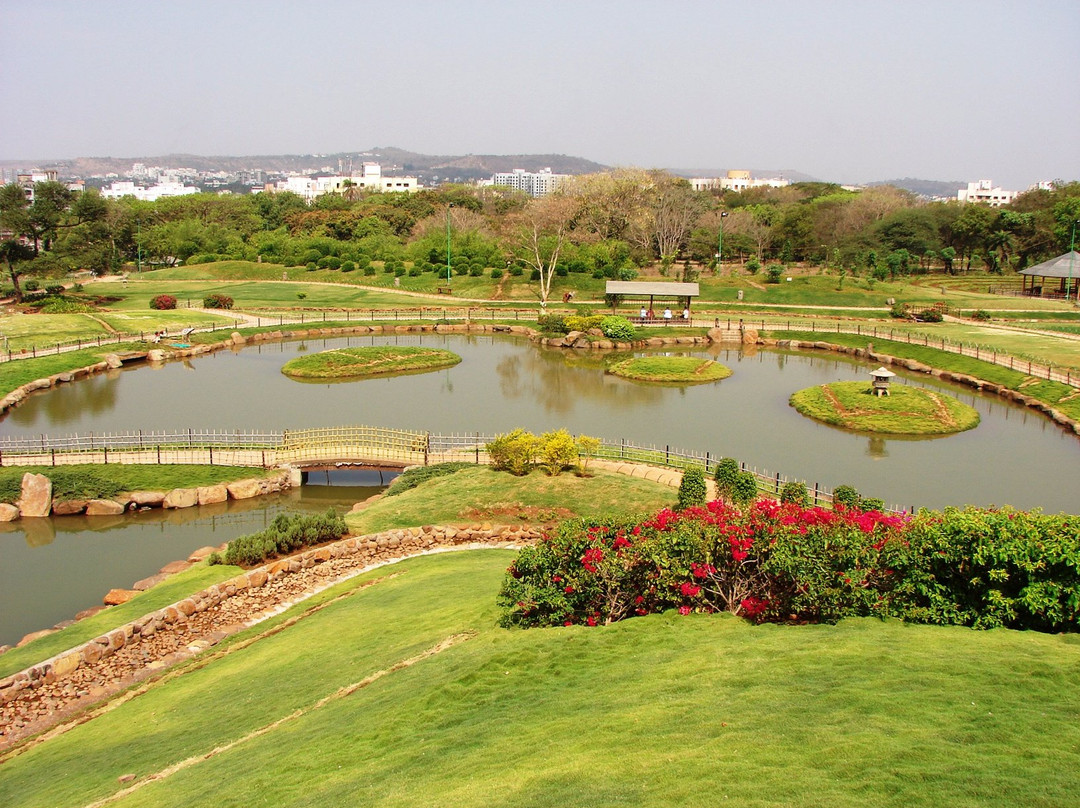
left=2, top=551, right=1077, bottom=808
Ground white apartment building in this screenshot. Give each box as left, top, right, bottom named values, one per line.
left=266, top=162, right=419, bottom=200
left=957, top=180, right=1018, bottom=207
left=100, top=181, right=200, bottom=202
left=488, top=168, right=569, bottom=197
left=689, top=170, right=790, bottom=193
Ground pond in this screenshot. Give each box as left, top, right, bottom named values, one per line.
left=2, top=333, right=1077, bottom=645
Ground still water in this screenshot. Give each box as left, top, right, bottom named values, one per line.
left=2, top=334, right=1077, bottom=644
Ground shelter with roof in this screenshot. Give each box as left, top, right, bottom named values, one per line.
left=1017, top=251, right=1080, bottom=300
left=604, top=281, right=700, bottom=318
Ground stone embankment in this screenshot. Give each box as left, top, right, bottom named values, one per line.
left=0, top=469, right=291, bottom=523
left=0, top=522, right=539, bottom=751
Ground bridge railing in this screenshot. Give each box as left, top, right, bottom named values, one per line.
left=0, top=426, right=909, bottom=514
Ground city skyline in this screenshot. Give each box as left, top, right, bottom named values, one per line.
left=2, top=0, right=1077, bottom=190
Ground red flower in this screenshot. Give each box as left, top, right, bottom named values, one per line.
left=739, top=597, right=769, bottom=618
left=564, top=586, right=574, bottom=593
left=552, top=575, right=562, bottom=582
left=634, top=595, right=644, bottom=604
left=678, top=605, right=692, bottom=616
left=586, top=616, right=597, bottom=626
left=680, top=582, right=702, bottom=597
left=563, top=619, right=574, bottom=626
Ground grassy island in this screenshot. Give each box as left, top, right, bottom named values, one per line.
left=790, top=381, right=980, bottom=435
left=281, top=346, right=461, bottom=380
left=606, top=355, right=732, bottom=384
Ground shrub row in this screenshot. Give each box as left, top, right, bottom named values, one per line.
left=211, top=509, right=347, bottom=567
left=486, top=429, right=601, bottom=477
left=385, top=462, right=474, bottom=497
left=499, top=501, right=1079, bottom=632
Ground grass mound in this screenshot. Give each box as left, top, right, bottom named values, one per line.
left=790, top=381, right=980, bottom=435
left=607, top=355, right=732, bottom=384
left=2, top=551, right=1077, bottom=808
left=281, top=346, right=461, bottom=380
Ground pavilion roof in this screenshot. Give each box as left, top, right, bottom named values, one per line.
left=1018, top=251, right=1080, bottom=279
left=605, top=281, right=700, bottom=297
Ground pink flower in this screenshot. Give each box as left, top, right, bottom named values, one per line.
left=678, top=606, right=692, bottom=616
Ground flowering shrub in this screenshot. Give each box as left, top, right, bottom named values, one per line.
left=150, top=294, right=177, bottom=310
left=498, top=502, right=1079, bottom=632
left=203, top=293, right=234, bottom=310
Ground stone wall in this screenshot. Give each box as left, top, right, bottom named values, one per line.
left=0, top=523, right=539, bottom=708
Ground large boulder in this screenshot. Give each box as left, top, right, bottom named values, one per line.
left=104, top=353, right=123, bottom=369
left=52, top=499, right=88, bottom=516
left=86, top=499, right=125, bottom=516
left=226, top=478, right=263, bottom=500
left=103, top=589, right=139, bottom=606
left=127, top=490, right=166, bottom=507
left=17, top=473, right=52, bottom=518
left=0, top=503, right=20, bottom=522
left=197, top=484, right=228, bottom=505
left=163, top=488, right=199, bottom=509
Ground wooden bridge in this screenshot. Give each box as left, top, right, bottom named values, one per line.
left=0, top=426, right=486, bottom=471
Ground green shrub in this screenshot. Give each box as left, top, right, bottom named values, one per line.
left=538, top=429, right=579, bottom=477
left=341, top=261, right=356, bottom=273
left=150, top=294, right=177, bottom=310
left=306, top=262, right=317, bottom=272
left=408, top=267, right=421, bottom=277
left=486, top=429, right=540, bottom=476
left=364, top=265, right=376, bottom=276
left=324, top=256, right=342, bottom=270
left=917, top=308, right=943, bottom=323
left=780, top=481, right=809, bottom=507
left=45, top=284, right=65, bottom=295
left=469, top=265, right=483, bottom=277
left=713, top=457, right=740, bottom=500
left=217, top=509, right=346, bottom=567
left=677, top=466, right=707, bottom=510
left=971, top=309, right=991, bottom=321
left=537, top=314, right=569, bottom=334
left=599, top=316, right=636, bottom=341
left=766, top=266, right=783, bottom=284
left=832, top=484, right=860, bottom=510
left=385, top=462, right=473, bottom=497
left=745, top=257, right=760, bottom=275
left=565, top=314, right=605, bottom=333
left=530, top=269, right=541, bottom=281
left=509, top=265, right=524, bottom=276
left=203, top=293, right=234, bottom=310
left=490, top=268, right=504, bottom=279
left=39, top=298, right=95, bottom=314
left=860, top=497, right=885, bottom=511
left=24, top=280, right=39, bottom=292
left=731, top=471, right=759, bottom=507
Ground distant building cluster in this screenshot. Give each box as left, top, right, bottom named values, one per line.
left=956, top=179, right=1019, bottom=207
left=262, top=162, right=420, bottom=200
left=101, top=180, right=201, bottom=202
left=689, top=170, right=790, bottom=193
left=482, top=168, right=570, bottom=197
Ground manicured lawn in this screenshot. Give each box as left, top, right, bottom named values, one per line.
left=0, top=313, right=112, bottom=352
left=281, top=346, right=461, bottom=380
left=607, top=355, right=732, bottom=384
left=347, top=466, right=676, bottom=535
left=790, top=382, right=980, bottom=435
left=93, top=310, right=231, bottom=334
left=2, top=551, right=1077, bottom=808
left=0, top=343, right=149, bottom=398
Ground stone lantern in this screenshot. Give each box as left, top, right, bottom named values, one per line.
left=869, top=366, right=895, bottom=396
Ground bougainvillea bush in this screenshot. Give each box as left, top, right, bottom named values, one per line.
left=498, top=501, right=1079, bottom=632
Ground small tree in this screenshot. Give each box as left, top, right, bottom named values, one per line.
left=486, top=429, right=540, bottom=476
left=832, top=485, right=860, bottom=510
left=575, top=434, right=601, bottom=476
left=676, top=466, right=707, bottom=510
left=780, top=481, right=809, bottom=507
left=538, top=429, right=579, bottom=476
left=731, top=471, right=759, bottom=508
left=714, top=457, right=740, bottom=501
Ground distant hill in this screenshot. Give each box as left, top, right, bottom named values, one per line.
left=867, top=178, right=964, bottom=198
left=0, top=148, right=609, bottom=183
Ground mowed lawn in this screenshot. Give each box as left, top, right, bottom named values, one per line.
left=2, top=551, right=1077, bottom=808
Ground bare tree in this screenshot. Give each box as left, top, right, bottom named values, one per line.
left=512, top=194, right=576, bottom=306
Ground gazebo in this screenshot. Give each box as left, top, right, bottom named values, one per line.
left=1017, top=251, right=1080, bottom=300
left=604, top=281, right=700, bottom=322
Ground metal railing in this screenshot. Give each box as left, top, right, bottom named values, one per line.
left=0, top=425, right=909, bottom=514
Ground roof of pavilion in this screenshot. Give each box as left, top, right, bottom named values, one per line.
left=1018, top=251, right=1080, bottom=279
left=604, top=281, right=700, bottom=297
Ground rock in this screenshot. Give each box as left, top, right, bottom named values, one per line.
left=226, top=478, right=263, bottom=500
left=188, top=546, right=220, bottom=562
left=52, top=499, right=88, bottom=516
left=127, top=490, right=166, bottom=507
left=17, top=473, right=52, bottom=518
left=742, top=329, right=759, bottom=344
left=118, top=774, right=137, bottom=784
left=85, top=499, right=125, bottom=516
left=104, top=353, right=123, bottom=369
left=75, top=605, right=106, bottom=620
left=231, top=331, right=246, bottom=345
left=103, top=589, right=139, bottom=606
left=0, top=503, right=19, bottom=522
left=16, top=628, right=56, bottom=647
left=147, top=349, right=167, bottom=362
left=197, top=484, right=228, bottom=505
left=163, top=488, right=199, bottom=509
left=159, top=560, right=192, bottom=575
left=132, top=573, right=169, bottom=591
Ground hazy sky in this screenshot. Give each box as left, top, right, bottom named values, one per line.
left=2, top=0, right=1077, bottom=187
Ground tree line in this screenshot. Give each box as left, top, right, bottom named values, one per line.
left=2, top=169, right=1078, bottom=302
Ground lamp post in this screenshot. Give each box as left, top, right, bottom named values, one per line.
left=717, top=211, right=728, bottom=274
left=136, top=218, right=142, bottom=273
left=445, top=203, right=453, bottom=285
left=1068, top=219, right=1079, bottom=302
